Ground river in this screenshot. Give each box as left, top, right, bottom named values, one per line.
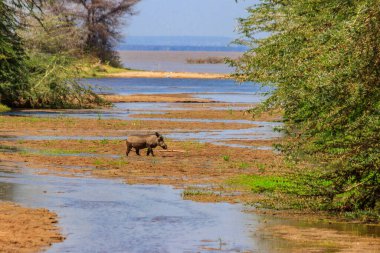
left=1, top=78, right=379, bottom=252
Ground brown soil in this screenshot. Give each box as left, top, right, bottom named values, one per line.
left=0, top=202, right=64, bottom=253
left=131, top=109, right=283, bottom=122
left=261, top=225, right=380, bottom=253
left=0, top=139, right=282, bottom=187
left=104, top=70, right=228, bottom=79
left=102, top=93, right=214, bottom=103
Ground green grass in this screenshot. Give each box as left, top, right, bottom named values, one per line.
left=226, top=173, right=335, bottom=211
left=34, top=148, right=84, bottom=156
left=228, top=174, right=297, bottom=193
left=237, top=161, right=250, bottom=170
left=182, top=187, right=215, bottom=197
left=0, top=145, right=20, bottom=152
left=222, top=155, right=230, bottom=162
left=100, top=139, right=109, bottom=145
left=77, top=61, right=133, bottom=78
left=0, top=104, right=10, bottom=112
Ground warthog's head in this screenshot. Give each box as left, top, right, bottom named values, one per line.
left=155, top=132, right=168, bottom=149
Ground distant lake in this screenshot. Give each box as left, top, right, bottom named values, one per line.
left=119, top=51, right=242, bottom=73
left=83, top=77, right=270, bottom=103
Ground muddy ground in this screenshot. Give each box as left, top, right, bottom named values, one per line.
left=0, top=201, right=63, bottom=253
left=1, top=101, right=379, bottom=252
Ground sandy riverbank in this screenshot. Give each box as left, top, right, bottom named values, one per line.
left=103, top=70, right=229, bottom=79
left=0, top=201, right=63, bottom=252
left=102, top=93, right=215, bottom=103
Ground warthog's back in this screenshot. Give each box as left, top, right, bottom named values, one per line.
left=127, top=135, right=156, bottom=147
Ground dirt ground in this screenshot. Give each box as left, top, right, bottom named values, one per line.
left=260, top=225, right=380, bottom=253
left=0, top=202, right=63, bottom=253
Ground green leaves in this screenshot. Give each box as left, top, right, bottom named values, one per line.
left=234, top=0, right=380, bottom=214
left=0, top=1, right=106, bottom=108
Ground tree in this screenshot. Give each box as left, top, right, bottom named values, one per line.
left=49, top=0, right=139, bottom=66
left=0, top=0, right=105, bottom=108
left=0, top=0, right=29, bottom=105
left=232, top=0, right=380, bottom=214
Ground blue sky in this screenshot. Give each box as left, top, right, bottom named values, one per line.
left=123, top=0, right=256, bottom=38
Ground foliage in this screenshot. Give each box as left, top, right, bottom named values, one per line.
left=47, top=0, right=139, bottom=67
left=24, top=53, right=105, bottom=108
left=19, top=12, right=85, bottom=56
left=0, top=1, right=28, bottom=103
left=0, top=0, right=107, bottom=108
left=0, top=103, right=10, bottom=112
left=232, top=0, right=380, bottom=213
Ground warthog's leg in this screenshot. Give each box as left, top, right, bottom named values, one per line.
left=135, top=148, right=140, bottom=156
left=126, top=143, right=132, bottom=156
left=147, top=147, right=155, bottom=156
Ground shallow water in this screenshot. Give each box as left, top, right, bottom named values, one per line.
left=83, top=78, right=270, bottom=97
left=0, top=163, right=260, bottom=252
left=119, top=50, right=241, bottom=74
left=1, top=77, right=379, bottom=252
left=1, top=163, right=379, bottom=253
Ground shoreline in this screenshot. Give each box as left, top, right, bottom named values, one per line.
left=0, top=201, right=63, bottom=252
left=96, top=70, right=229, bottom=79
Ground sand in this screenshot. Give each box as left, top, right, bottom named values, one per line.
left=104, top=70, right=228, bottom=79
left=0, top=202, right=63, bottom=253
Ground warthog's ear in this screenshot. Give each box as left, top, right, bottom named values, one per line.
left=155, top=132, right=160, bottom=137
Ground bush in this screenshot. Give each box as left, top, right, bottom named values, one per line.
left=232, top=0, right=380, bottom=214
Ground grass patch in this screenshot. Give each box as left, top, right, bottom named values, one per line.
left=226, top=173, right=334, bottom=211
left=237, top=161, right=250, bottom=170
left=182, top=187, right=215, bottom=197
left=0, top=104, right=10, bottom=112
left=0, top=145, right=20, bottom=152
left=228, top=174, right=297, bottom=194
left=77, top=59, right=132, bottom=78
left=222, top=155, right=230, bottom=162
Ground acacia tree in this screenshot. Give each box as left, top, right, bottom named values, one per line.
left=50, top=0, right=139, bottom=66
left=232, top=0, right=380, bottom=214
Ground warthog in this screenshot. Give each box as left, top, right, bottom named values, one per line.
left=126, top=132, right=168, bottom=156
